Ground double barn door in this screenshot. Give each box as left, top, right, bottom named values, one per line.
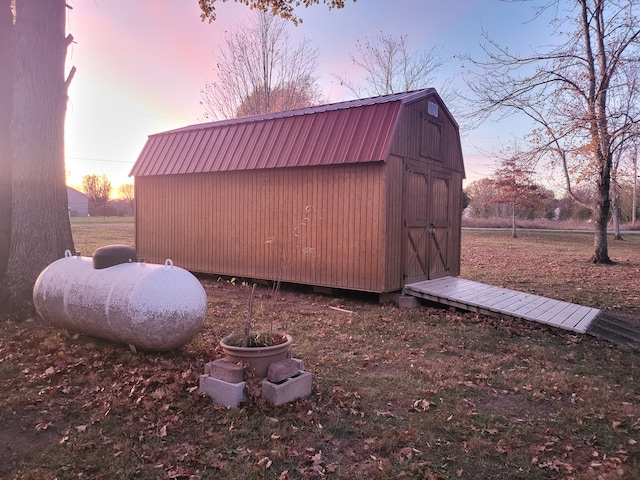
left=403, top=166, right=452, bottom=284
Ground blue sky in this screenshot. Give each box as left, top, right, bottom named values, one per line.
left=64, top=0, right=555, bottom=194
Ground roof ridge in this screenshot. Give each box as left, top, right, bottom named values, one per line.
left=160, top=88, right=435, bottom=136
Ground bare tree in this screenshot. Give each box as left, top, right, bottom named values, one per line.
left=200, top=11, right=324, bottom=120
left=118, top=183, right=135, bottom=212
left=82, top=174, right=112, bottom=217
left=465, top=0, right=640, bottom=264
left=336, top=33, right=444, bottom=98
left=118, top=183, right=134, bottom=200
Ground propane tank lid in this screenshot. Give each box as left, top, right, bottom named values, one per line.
left=92, top=245, right=138, bottom=269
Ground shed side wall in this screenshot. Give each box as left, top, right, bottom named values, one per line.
left=135, top=163, right=389, bottom=292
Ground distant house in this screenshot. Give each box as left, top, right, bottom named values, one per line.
left=130, top=89, right=466, bottom=293
left=67, top=186, right=89, bottom=217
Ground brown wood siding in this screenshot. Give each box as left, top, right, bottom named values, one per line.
left=390, top=95, right=464, bottom=283
left=384, top=156, right=405, bottom=291
left=135, top=163, right=389, bottom=292
left=449, top=171, right=463, bottom=277
left=390, top=96, right=464, bottom=176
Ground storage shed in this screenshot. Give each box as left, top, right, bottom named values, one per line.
left=130, top=89, right=465, bottom=293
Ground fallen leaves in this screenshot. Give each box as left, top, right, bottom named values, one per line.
left=412, top=399, right=433, bottom=412
left=2, top=255, right=640, bottom=479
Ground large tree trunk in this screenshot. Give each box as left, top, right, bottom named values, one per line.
left=0, top=0, right=75, bottom=319
left=0, top=0, right=13, bottom=276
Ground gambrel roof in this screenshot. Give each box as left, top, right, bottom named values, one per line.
left=130, top=89, right=459, bottom=177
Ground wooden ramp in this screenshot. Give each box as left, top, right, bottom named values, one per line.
left=404, top=276, right=601, bottom=334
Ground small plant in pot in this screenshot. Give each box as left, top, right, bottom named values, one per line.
left=219, top=206, right=313, bottom=378
left=219, top=283, right=293, bottom=378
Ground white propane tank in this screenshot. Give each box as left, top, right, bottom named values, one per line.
left=33, top=250, right=208, bottom=351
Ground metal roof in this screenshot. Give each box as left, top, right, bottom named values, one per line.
left=130, top=89, right=437, bottom=177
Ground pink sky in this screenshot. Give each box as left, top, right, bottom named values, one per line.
left=63, top=0, right=553, bottom=193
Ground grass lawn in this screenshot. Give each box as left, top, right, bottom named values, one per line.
left=0, top=226, right=638, bottom=479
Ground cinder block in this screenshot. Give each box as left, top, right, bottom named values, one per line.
left=205, top=358, right=244, bottom=383
left=262, top=371, right=312, bottom=406
left=399, top=295, right=421, bottom=309
left=199, top=374, right=246, bottom=408
left=267, top=358, right=301, bottom=383
left=291, top=358, right=304, bottom=371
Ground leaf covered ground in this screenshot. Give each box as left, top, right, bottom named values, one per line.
left=0, top=226, right=639, bottom=479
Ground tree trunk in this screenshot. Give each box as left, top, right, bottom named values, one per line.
left=592, top=160, right=613, bottom=264
left=611, top=182, right=623, bottom=240
left=0, top=0, right=13, bottom=276
left=511, top=204, right=517, bottom=238
left=0, top=0, right=75, bottom=319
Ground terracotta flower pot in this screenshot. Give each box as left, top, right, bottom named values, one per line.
left=220, top=334, right=293, bottom=378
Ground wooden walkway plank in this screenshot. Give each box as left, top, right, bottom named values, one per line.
left=539, top=302, right=581, bottom=329
left=562, top=306, right=601, bottom=333
left=462, top=286, right=517, bottom=305
left=510, top=296, right=554, bottom=316
left=491, top=292, right=534, bottom=311
left=404, top=276, right=601, bottom=335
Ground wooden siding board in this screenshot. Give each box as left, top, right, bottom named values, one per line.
left=135, top=163, right=406, bottom=292
left=384, top=156, right=404, bottom=291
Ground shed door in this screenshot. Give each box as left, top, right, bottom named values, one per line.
left=403, top=168, right=452, bottom=284
left=427, top=173, right=452, bottom=279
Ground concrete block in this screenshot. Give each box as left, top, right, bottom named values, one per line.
left=290, top=358, right=304, bottom=371
left=399, top=295, right=421, bottom=309
left=205, top=358, right=244, bottom=383
left=262, top=371, right=312, bottom=406
left=267, top=358, right=301, bottom=383
left=199, top=374, right=246, bottom=408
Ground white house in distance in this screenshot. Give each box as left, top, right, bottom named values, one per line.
left=67, top=186, right=89, bottom=217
